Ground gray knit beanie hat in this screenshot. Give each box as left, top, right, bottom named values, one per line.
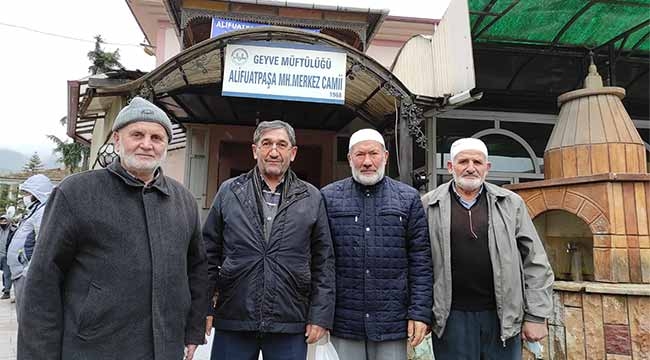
left=112, top=97, right=173, bottom=142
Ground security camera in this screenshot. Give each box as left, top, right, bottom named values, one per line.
left=448, top=89, right=483, bottom=106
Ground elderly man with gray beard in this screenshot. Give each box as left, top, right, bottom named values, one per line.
left=17, top=97, right=208, bottom=360
left=321, top=129, right=433, bottom=360
left=422, top=138, right=553, bottom=359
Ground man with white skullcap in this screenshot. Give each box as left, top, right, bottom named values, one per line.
left=321, top=129, right=432, bottom=360
left=18, top=97, right=208, bottom=360
left=422, top=138, right=553, bottom=359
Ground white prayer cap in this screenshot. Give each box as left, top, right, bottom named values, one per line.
left=349, top=129, right=385, bottom=150
left=450, top=138, right=488, bottom=161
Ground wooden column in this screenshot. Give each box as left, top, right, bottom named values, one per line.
left=399, top=114, right=413, bottom=186
left=426, top=115, right=437, bottom=191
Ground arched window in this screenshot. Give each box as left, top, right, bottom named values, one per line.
left=473, top=128, right=542, bottom=174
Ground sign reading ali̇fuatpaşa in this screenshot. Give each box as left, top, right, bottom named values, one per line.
left=210, top=17, right=319, bottom=38
left=222, top=42, right=347, bottom=104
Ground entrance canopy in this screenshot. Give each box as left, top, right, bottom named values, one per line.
left=464, top=0, right=649, bottom=118
left=469, top=0, right=649, bottom=55
left=78, top=27, right=435, bottom=146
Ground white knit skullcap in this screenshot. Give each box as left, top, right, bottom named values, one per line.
left=349, top=129, right=385, bottom=150
left=450, top=138, right=488, bottom=161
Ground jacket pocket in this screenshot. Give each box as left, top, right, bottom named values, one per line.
left=328, top=210, right=360, bottom=219
left=217, top=257, right=237, bottom=288
left=296, top=266, right=312, bottom=299
left=77, top=282, right=103, bottom=339
left=327, top=210, right=361, bottom=238
left=378, top=208, right=407, bottom=220
left=378, top=208, right=407, bottom=240
left=517, top=255, right=527, bottom=321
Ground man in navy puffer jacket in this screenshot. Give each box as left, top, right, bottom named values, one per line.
left=321, top=128, right=433, bottom=360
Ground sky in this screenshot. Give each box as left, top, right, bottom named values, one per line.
left=0, top=1, right=157, bottom=159
left=0, top=0, right=451, bottom=163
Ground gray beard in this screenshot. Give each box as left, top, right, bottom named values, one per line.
left=116, top=143, right=167, bottom=175
left=350, top=164, right=385, bottom=186
left=452, top=172, right=484, bottom=192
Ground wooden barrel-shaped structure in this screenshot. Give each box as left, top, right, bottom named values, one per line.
left=544, top=63, right=647, bottom=179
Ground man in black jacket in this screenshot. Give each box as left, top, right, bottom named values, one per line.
left=203, top=120, right=335, bottom=360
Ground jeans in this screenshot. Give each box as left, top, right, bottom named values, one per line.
left=432, top=310, right=521, bottom=360
left=0, top=256, right=10, bottom=294
left=211, top=330, right=307, bottom=360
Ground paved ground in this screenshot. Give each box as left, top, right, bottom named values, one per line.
left=0, top=291, right=214, bottom=360
left=0, top=294, right=17, bottom=360
left=0, top=293, right=430, bottom=360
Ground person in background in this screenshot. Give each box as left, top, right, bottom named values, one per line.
left=6, top=173, right=53, bottom=319
left=0, top=214, right=16, bottom=299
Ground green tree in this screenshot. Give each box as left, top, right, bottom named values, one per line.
left=0, top=185, right=19, bottom=219
left=23, top=152, right=44, bottom=174
left=47, top=135, right=87, bottom=173
left=48, top=116, right=90, bottom=173
left=87, top=35, right=124, bottom=75
left=0, top=185, right=12, bottom=215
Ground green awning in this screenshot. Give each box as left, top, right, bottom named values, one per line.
left=469, top=0, right=650, bottom=55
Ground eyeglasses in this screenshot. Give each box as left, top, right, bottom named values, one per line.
left=258, top=140, right=292, bottom=152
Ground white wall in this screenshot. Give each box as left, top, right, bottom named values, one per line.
left=365, top=44, right=401, bottom=68
left=156, top=21, right=181, bottom=66
left=161, top=147, right=186, bottom=183
left=163, top=26, right=181, bottom=61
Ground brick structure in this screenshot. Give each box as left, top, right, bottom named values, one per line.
left=509, top=63, right=650, bottom=359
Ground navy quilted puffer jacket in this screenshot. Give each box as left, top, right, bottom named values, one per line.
left=321, top=176, right=433, bottom=341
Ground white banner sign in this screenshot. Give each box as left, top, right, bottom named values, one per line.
left=222, top=42, right=347, bottom=104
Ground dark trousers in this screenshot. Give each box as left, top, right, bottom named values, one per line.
left=211, top=330, right=307, bottom=360
left=432, top=310, right=521, bottom=360
left=0, top=256, right=10, bottom=294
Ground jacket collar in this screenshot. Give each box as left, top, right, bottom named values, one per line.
left=232, top=167, right=306, bottom=237
left=352, top=176, right=386, bottom=193
left=428, top=180, right=508, bottom=205
left=237, top=167, right=306, bottom=198
left=107, top=160, right=170, bottom=196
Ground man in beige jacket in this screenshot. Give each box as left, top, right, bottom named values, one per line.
left=422, top=138, right=554, bottom=359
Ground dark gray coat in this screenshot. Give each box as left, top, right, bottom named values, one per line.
left=17, top=161, right=209, bottom=360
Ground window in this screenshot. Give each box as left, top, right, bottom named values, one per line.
left=479, top=134, right=535, bottom=173
left=500, top=121, right=554, bottom=158
left=336, top=136, right=350, bottom=162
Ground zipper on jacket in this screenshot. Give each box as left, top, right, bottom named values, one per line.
left=269, top=192, right=309, bottom=241
left=355, top=216, right=358, bottom=223
left=468, top=210, right=478, bottom=239
left=501, top=336, right=506, bottom=347
left=260, top=189, right=307, bottom=329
